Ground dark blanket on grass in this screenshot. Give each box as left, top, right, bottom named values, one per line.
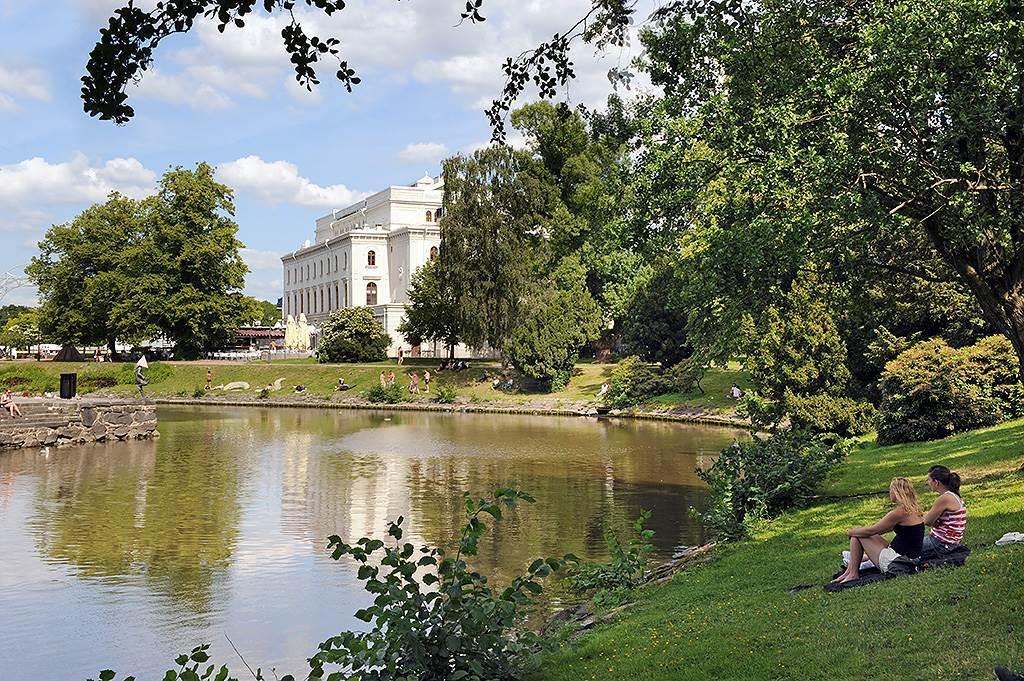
left=824, top=545, right=971, bottom=592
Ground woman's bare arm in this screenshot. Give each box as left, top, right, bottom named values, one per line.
left=924, top=494, right=953, bottom=526
left=848, top=509, right=903, bottom=538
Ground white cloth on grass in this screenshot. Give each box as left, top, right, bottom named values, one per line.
left=995, top=532, right=1024, bottom=546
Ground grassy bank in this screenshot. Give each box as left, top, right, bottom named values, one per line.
left=0, top=360, right=749, bottom=417
left=534, top=419, right=1024, bottom=681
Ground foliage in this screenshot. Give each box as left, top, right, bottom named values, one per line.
left=318, top=307, right=390, bottom=363
left=635, top=0, right=1024, bottom=382
left=784, top=393, right=875, bottom=439
left=309, top=489, right=574, bottom=680
left=0, top=305, right=31, bottom=329
left=364, top=383, right=405, bottom=404
left=88, top=644, right=242, bottom=681
left=399, top=259, right=463, bottom=358
left=28, top=166, right=257, bottom=359
left=748, top=273, right=850, bottom=406
left=504, top=284, right=603, bottom=392
left=876, top=336, right=1024, bottom=445
left=254, top=300, right=282, bottom=326
left=621, top=262, right=690, bottom=367
left=698, top=431, right=850, bottom=540
left=568, top=511, right=654, bottom=594
left=606, top=357, right=678, bottom=408
left=0, top=310, right=42, bottom=350
left=440, top=146, right=555, bottom=351
left=434, top=382, right=458, bottom=404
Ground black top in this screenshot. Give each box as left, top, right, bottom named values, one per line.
left=891, top=522, right=924, bottom=559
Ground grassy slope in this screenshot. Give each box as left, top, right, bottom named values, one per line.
left=535, top=419, right=1024, bottom=681
left=0, top=360, right=746, bottom=414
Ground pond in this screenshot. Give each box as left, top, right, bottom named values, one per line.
left=0, top=406, right=747, bottom=680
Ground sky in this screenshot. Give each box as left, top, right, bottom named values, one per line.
left=0, top=0, right=653, bottom=308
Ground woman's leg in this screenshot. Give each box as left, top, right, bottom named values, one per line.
left=841, top=535, right=889, bottom=582
left=832, top=536, right=862, bottom=582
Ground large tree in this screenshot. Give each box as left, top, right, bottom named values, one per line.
left=28, top=193, right=149, bottom=353
left=398, top=259, right=463, bottom=359
left=439, top=145, right=554, bottom=351
left=635, top=0, right=1024, bottom=380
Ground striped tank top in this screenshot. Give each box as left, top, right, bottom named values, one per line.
left=930, top=491, right=967, bottom=544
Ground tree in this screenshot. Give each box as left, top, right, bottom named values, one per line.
left=0, top=305, right=31, bottom=329
left=80, top=1, right=638, bottom=138
left=28, top=193, right=148, bottom=353
left=0, top=310, right=42, bottom=352
left=504, top=283, right=604, bottom=391
left=636, top=0, right=1024, bottom=380
left=398, top=259, right=463, bottom=359
left=318, top=307, right=390, bottom=363
left=255, top=299, right=282, bottom=326
left=125, top=163, right=258, bottom=359
left=439, top=146, right=554, bottom=352
left=621, top=261, right=691, bottom=367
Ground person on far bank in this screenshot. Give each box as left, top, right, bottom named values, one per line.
left=397, top=348, right=404, bottom=365
left=831, top=477, right=924, bottom=583
left=379, top=370, right=387, bottom=388
left=423, top=370, right=431, bottom=392
left=923, top=465, right=967, bottom=555
left=2, top=389, right=22, bottom=418
left=206, top=369, right=213, bottom=391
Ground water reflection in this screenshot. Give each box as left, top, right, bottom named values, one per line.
left=0, top=406, right=745, bottom=680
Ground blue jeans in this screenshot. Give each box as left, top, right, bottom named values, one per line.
left=923, top=534, right=957, bottom=555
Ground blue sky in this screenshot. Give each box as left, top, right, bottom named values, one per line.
left=0, top=0, right=650, bottom=307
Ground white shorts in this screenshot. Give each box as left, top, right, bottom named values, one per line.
left=877, top=547, right=899, bottom=573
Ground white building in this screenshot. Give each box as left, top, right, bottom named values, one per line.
left=281, top=174, right=445, bottom=357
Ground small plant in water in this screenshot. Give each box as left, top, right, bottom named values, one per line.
left=568, top=511, right=655, bottom=594
left=90, top=489, right=574, bottom=681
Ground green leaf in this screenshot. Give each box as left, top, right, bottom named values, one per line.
left=99, top=672, right=116, bottom=681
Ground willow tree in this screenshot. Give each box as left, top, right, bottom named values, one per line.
left=637, top=0, right=1024, bottom=379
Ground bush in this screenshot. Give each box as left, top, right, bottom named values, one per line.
left=606, top=356, right=676, bottom=407
left=876, top=335, right=1024, bottom=445
left=318, top=307, right=391, bottom=363
left=698, top=430, right=850, bottom=540
left=434, top=382, right=458, bottom=403
left=504, top=285, right=603, bottom=392
left=91, top=490, right=573, bottom=681
left=76, top=373, right=119, bottom=393
left=192, top=387, right=205, bottom=398
left=365, top=383, right=405, bottom=404
left=785, top=392, right=875, bottom=437
left=568, top=511, right=654, bottom=594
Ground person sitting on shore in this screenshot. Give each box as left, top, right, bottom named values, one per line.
left=923, top=465, right=967, bottom=556
left=294, top=385, right=306, bottom=393
left=831, top=477, right=924, bottom=583
left=596, top=382, right=610, bottom=398
left=336, top=377, right=351, bottom=391
left=2, top=389, right=22, bottom=418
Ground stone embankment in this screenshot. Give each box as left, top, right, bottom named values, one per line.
left=0, top=398, right=158, bottom=451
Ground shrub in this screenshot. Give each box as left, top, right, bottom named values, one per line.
left=90, top=490, right=572, bottom=681
left=318, top=307, right=391, bottom=363
left=606, top=356, right=676, bottom=407
left=192, top=387, right=205, bottom=398
left=698, top=430, right=850, bottom=540
left=504, top=285, right=603, bottom=392
left=785, top=392, right=875, bottom=437
left=365, top=383, right=405, bottom=404
left=568, top=511, right=655, bottom=594
left=76, top=373, right=119, bottom=393
left=876, top=335, right=1024, bottom=445
left=434, top=382, right=458, bottom=403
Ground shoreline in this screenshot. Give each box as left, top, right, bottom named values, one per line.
left=152, top=395, right=753, bottom=429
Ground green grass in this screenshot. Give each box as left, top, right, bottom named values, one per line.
left=534, top=420, right=1024, bottom=681
left=0, top=360, right=745, bottom=415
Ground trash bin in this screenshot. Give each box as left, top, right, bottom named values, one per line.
left=60, top=373, right=77, bottom=399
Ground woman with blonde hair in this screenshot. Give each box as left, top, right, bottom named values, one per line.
left=832, top=477, right=925, bottom=583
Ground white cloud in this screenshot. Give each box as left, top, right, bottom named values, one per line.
left=134, top=68, right=237, bottom=111
left=0, top=64, right=50, bottom=110
left=0, top=154, right=157, bottom=210
left=240, top=247, right=285, bottom=272
left=396, top=142, right=449, bottom=165
left=216, top=156, right=368, bottom=209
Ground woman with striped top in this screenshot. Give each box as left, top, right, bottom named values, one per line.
left=923, top=465, right=967, bottom=555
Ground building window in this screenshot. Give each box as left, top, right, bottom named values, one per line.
left=426, top=210, right=433, bottom=222
left=320, top=289, right=324, bottom=312
left=335, top=284, right=340, bottom=310
left=430, top=246, right=439, bottom=261
left=367, top=250, right=376, bottom=266
left=366, top=282, right=378, bottom=306
left=343, top=253, right=348, bottom=270
left=334, top=255, right=338, bottom=271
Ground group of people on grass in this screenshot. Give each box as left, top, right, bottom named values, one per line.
left=832, top=465, right=967, bottom=583
left=379, top=369, right=431, bottom=393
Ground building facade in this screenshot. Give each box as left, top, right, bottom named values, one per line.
left=281, top=174, right=444, bottom=356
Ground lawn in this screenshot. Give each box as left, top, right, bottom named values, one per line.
left=534, top=420, right=1024, bottom=681
left=0, top=359, right=745, bottom=416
